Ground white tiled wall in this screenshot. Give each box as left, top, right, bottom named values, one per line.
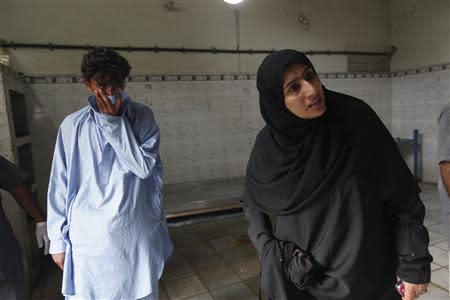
left=323, top=76, right=392, bottom=130
left=17, top=65, right=450, bottom=202
left=26, top=74, right=393, bottom=186
left=392, top=68, right=450, bottom=183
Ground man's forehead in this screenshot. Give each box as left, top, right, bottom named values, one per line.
left=89, top=76, right=114, bottom=88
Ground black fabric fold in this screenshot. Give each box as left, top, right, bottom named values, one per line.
left=260, top=239, right=314, bottom=300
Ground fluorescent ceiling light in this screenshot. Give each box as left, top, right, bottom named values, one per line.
left=224, top=0, right=243, bottom=4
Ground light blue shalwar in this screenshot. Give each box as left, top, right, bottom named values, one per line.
left=47, top=92, right=173, bottom=300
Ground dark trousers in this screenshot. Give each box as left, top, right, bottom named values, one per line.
left=0, top=259, right=25, bottom=300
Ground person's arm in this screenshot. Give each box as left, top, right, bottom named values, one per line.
left=10, top=184, right=49, bottom=254
left=439, top=163, right=450, bottom=195
left=387, top=193, right=431, bottom=299
left=241, top=200, right=312, bottom=298
left=47, top=127, right=69, bottom=269
left=94, top=92, right=160, bottom=180
left=438, top=107, right=450, bottom=196
left=10, top=184, right=45, bottom=222
left=0, top=155, right=49, bottom=253
left=241, top=199, right=274, bottom=255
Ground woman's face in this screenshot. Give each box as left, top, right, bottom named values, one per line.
left=282, top=63, right=326, bottom=119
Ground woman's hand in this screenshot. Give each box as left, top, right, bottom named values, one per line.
left=263, top=239, right=313, bottom=290
left=51, top=253, right=65, bottom=270
left=403, top=282, right=428, bottom=300
left=286, top=248, right=313, bottom=290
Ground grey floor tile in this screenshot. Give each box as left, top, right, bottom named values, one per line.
left=227, top=227, right=249, bottom=240
left=245, top=277, right=259, bottom=294
left=435, top=241, right=449, bottom=251
left=230, top=258, right=260, bottom=280
left=238, top=235, right=252, bottom=245
left=169, top=225, right=196, bottom=236
left=219, top=245, right=257, bottom=265
left=162, top=258, right=196, bottom=283
left=185, top=293, right=214, bottom=300
left=432, top=263, right=444, bottom=271
left=170, top=228, right=203, bottom=247
left=207, top=236, right=241, bottom=252
left=190, top=253, right=228, bottom=273
left=192, top=222, right=229, bottom=240
left=192, top=221, right=220, bottom=232
left=246, top=243, right=259, bottom=256
left=160, top=288, right=170, bottom=300
left=431, top=268, right=449, bottom=291
left=420, top=188, right=439, bottom=196
left=180, top=241, right=215, bottom=259
left=419, top=183, right=439, bottom=195
left=420, top=284, right=449, bottom=300
left=217, top=218, right=243, bottom=227
left=165, top=248, right=186, bottom=267
left=197, top=266, right=242, bottom=290
left=217, top=220, right=248, bottom=238
left=428, top=223, right=449, bottom=236
left=425, top=208, right=445, bottom=225
left=420, top=190, right=439, bottom=197
left=422, top=197, right=443, bottom=211
left=429, top=231, right=447, bottom=245
left=210, top=282, right=258, bottom=300
left=218, top=220, right=245, bottom=229
left=424, top=218, right=440, bottom=227
left=429, top=246, right=449, bottom=267
left=163, top=275, right=208, bottom=300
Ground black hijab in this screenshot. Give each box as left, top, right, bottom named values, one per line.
left=242, top=49, right=419, bottom=216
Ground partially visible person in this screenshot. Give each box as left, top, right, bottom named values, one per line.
left=437, top=105, right=450, bottom=284
left=0, top=155, right=49, bottom=300
left=47, top=47, right=172, bottom=299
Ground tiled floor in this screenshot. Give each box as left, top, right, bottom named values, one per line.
left=32, top=183, right=449, bottom=300
left=161, top=217, right=259, bottom=300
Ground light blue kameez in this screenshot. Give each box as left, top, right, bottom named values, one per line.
left=47, top=93, right=172, bottom=300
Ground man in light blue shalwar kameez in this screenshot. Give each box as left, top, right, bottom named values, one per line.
left=47, top=48, right=172, bottom=300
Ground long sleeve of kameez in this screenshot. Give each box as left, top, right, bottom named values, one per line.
left=388, top=193, right=432, bottom=284
left=47, top=127, right=68, bottom=254
left=95, top=106, right=160, bottom=180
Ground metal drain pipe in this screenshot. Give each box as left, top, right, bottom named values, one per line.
left=0, top=41, right=396, bottom=57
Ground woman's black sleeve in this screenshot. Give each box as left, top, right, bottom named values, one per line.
left=240, top=199, right=274, bottom=255
left=387, top=194, right=433, bottom=284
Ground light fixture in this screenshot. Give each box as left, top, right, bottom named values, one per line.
left=297, top=13, right=309, bottom=30
left=297, top=0, right=309, bottom=30
left=163, top=0, right=183, bottom=13
left=223, top=0, right=243, bottom=4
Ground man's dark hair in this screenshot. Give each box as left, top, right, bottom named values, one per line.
left=81, top=47, right=131, bottom=88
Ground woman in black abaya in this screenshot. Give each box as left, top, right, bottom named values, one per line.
left=241, top=50, right=432, bottom=300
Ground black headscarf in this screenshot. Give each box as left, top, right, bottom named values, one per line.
left=242, top=49, right=419, bottom=216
